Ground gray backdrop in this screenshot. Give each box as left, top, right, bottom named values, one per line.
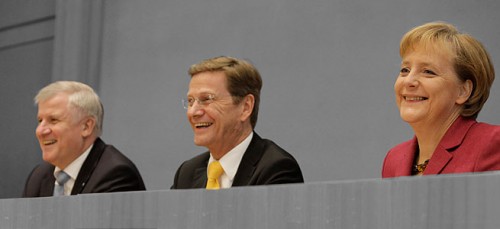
left=0, top=0, right=54, bottom=198
left=2, top=0, right=500, bottom=197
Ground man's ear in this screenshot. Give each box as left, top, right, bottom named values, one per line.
left=240, top=94, right=255, bottom=122
left=81, top=117, right=96, bottom=138
left=456, top=79, right=473, bottom=105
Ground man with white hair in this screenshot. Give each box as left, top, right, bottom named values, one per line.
left=23, top=81, right=145, bottom=197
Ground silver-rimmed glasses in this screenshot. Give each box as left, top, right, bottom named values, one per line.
left=182, top=94, right=217, bottom=109
left=182, top=94, right=237, bottom=109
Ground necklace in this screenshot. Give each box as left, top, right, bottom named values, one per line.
left=414, top=159, right=430, bottom=173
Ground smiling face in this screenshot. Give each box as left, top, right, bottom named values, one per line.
left=36, top=93, right=94, bottom=169
left=394, top=44, right=472, bottom=129
left=186, top=71, right=253, bottom=157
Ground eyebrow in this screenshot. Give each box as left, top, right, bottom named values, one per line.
left=187, top=90, right=216, bottom=97
left=401, top=60, right=436, bottom=69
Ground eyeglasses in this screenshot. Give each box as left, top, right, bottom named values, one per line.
left=182, top=94, right=229, bottom=109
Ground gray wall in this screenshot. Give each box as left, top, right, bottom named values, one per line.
left=2, top=0, right=500, bottom=198
left=0, top=0, right=54, bottom=198
left=97, top=0, right=500, bottom=191
left=2, top=173, right=500, bottom=229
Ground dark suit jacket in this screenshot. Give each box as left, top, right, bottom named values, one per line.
left=171, top=133, right=304, bottom=189
left=23, top=138, right=146, bottom=197
left=382, top=116, right=500, bottom=178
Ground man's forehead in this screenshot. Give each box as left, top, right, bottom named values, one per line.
left=187, top=71, right=229, bottom=95
left=37, top=95, right=72, bottom=114
left=187, top=81, right=227, bottom=95
left=37, top=106, right=67, bottom=119
left=187, top=87, right=216, bottom=96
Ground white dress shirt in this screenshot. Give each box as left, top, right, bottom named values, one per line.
left=208, top=132, right=253, bottom=189
left=53, top=144, right=92, bottom=195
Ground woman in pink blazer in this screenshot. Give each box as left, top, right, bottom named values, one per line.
left=382, top=21, right=500, bottom=178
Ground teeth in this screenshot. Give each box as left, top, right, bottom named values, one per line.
left=195, top=122, right=212, bottom=128
left=404, top=96, right=426, bottom=101
left=42, top=140, right=57, bottom=145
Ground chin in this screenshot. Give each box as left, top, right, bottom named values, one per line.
left=400, top=110, right=424, bottom=121
left=400, top=115, right=424, bottom=125
left=193, top=138, right=208, bottom=147
left=42, top=155, right=55, bottom=164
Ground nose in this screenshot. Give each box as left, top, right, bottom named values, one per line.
left=36, top=122, right=51, bottom=137
left=403, top=71, right=419, bottom=88
left=186, top=102, right=205, bottom=118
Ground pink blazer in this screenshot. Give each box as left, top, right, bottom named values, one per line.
left=382, top=116, right=500, bottom=178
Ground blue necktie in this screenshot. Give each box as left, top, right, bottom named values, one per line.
left=53, top=171, right=70, bottom=196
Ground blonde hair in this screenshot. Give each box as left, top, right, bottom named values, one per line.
left=400, top=21, right=495, bottom=119
left=35, top=81, right=104, bottom=136
left=189, top=56, right=262, bottom=128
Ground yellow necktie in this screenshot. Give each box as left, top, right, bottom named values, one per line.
left=206, top=161, right=224, bottom=190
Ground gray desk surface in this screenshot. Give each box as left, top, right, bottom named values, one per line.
left=2, top=172, right=500, bottom=229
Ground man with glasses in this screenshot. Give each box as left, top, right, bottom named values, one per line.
left=171, top=56, right=303, bottom=189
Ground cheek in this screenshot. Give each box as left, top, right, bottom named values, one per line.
left=35, top=126, right=42, bottom=137
left=394, top=78, right=403, bottom=92
left=209, top=105, right=226, bottom=119
left=394, top=80, right=403, bottom=103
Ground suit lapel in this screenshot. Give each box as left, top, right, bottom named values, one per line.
left=192, top=167, right=208, bottom=188
left=71, top=138, right=105, bottom=194
left=424, top=117, right=476, bottom=175
left=232, top=133, right=263, bottom=186
left=424, top=146, right=452, bottom=174
left=395, top=137, right=418, bottom=177
left=188, top=152, right=209, bottom=189
left=40, top=165, right=56, bottom=196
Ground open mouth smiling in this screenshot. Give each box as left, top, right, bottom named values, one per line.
left=42, top=140, right=57, bottom=145
left=404, top=96, right=428, bottom=101
left=195, top=122, right=213, bottom=128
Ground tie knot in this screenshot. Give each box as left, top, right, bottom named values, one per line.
left=55, top=171, right=71, bottom=185
left=207, top=161, right=224, bottom=179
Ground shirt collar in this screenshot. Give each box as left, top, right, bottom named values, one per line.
left=54, top=144, right=93, bottom=180
left=209, top=132, right=253, bottom=182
